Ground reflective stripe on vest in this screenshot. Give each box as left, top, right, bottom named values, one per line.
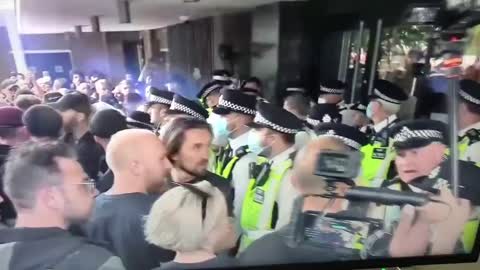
left=240, top=157, right=293, bottom=249
left=215, top=146, right=250, bottom=180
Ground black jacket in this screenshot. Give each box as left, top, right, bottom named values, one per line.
left=0, top=144, right=15, bottom=224
left=0, top=227, right=125, bottom=270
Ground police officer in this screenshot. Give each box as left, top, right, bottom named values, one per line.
left=316, top=123, right=369, bottom=184
left=165, top=94, right=209, bottom=124
left=209, top=89, right=258, bottom=224
left=212, top=69, right=234, bottom=85
left=458, top=79, right=480, bottom=162
left=382, top=119, right=480, bottom=252
left=362, top=80, right=408, bottom=187
left=197, top=82, right=225, bottom=110
left=239, top=101, right=303, bottom=251
left=145, top=87, right=174, bottom=131
left=317, top=79, right=346, bottom=106
left=306, top=103, right=342, bottom=130
left=341, top=102, right=369, bottom=130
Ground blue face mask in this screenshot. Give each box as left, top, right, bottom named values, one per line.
left=247, top=130, right=264, bottom=155
left=210, top=115, right=229, bottom=140
left=366, top=103, right=373, bottom=119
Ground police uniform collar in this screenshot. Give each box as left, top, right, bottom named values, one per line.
left=459, top=121, right=480, bottom=137
left=271, top=146, right=296, bottom=167
left=229, top=131, right=250, bottom=152
left=374, top=114, right=397, bottom=133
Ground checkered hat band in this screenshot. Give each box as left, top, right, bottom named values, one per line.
left=149, top=95, right=172, bottom=105
left=213, top=75, right=230, bottom=81
left=218, top=98, right=256, bottom=115
left=393, top=129, right=443, bottom=143
left=307, top=118, right=321, bottom=127
left=320, top=86, right=344, bottom=94
left=171, top=101, right=206, bottom=120
left=374, top=88, right=400, bottom=104
left=254, top=113, right=299, bottom=134
left=459, top=89, right=480, bottom=105
left=201, top=85, right=222, bottom=99
left=319, top=134, right=362, bottom=150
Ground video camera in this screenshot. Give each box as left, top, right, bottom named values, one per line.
left=287, top=150, right=432, bottom=257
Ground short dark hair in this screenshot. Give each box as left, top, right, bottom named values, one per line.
left=23, top=105, right=63, bottom=139
left=15, top=95, right=42, bottom=111
left=71, top=70, right=85, bottom=78
left=3, top=141, right=76, bottom=210
left=0, top=127, right=20, bottom=140
left=284, top=93, right=311, bottom=117
left=160, top=116, right=212, bottom=158
left=15, top=89, right=35, bottom=99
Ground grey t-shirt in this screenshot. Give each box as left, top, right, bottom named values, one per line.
left=156, top=255, right=238, bottom=270
left=86, top=193, right=175, bottom=270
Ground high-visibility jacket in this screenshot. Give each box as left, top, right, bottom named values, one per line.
left=239, top=156, right=294, bottom=251
left=214, top=145, right=250, bottom=180
left=459, top=128, right=480, bottom=162
left=359, top=139, right=396, bottom=188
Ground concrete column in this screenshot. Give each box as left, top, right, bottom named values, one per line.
left=3, top=11, right=27, bottom=73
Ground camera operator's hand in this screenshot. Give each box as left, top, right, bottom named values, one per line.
left=389, top=205, right=432, bottom=258
left=425, top=188, right=471, bottom=255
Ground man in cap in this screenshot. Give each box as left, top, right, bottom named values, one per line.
left=361, top=80, right=409, bottom=188
left=90, top=109, right=128, bottom=194
left=166, top=94, right=209, bottom=124
left=127, top=111, right=154, bottom=130
left=212, top=69, right=234, bottom=86
left=22, top=105, right=63, bottom=141
left=341, top=102, right=370, bottom=129
left=146, top=87, right=174, bottom=130
left=0, top=107, right=30, bottom=227
left=457, top=79, right=480, bottom=163
left=209, top=89, right=259, bottom=224
left=306, top=104, right=342, bottom=130
left=317, top=79, right=346, bottom=105
left=50, top=93, right=104, bottom=181
left=239, top=101, right=303, bottom=251
left=381, top=119, right=480, bottom=253
left=283, top=84, right=311, bottom=122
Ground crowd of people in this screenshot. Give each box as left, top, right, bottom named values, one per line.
left=0, top=64, right=479, bottom=270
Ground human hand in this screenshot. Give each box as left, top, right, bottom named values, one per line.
left=389, top=205, right=431, bottom=258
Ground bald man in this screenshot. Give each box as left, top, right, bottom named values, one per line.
left=86, top=129, right=175, bottom=270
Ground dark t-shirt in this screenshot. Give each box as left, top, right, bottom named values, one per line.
left=238, top=225, right=360, bottom=266
left=86, top=193, right=175, bottom=270
left=76, top=132, right=104, bottom=181
left=156, top=255, right=238, bottom=270
left=96, top=169, right=114, bottom=194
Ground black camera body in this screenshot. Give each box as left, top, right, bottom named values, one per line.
left=314, top=150, right=363, bottom=186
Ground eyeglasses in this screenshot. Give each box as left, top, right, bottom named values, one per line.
left=73, top=179, right=97, bottom=194
left=174, top=182, right=210, bottom=222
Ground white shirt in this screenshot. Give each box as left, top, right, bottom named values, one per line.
left=229, top=130, right=259, bottom=235
left=270, top=146, right=300, bottom=229
left=374, top=114, right=398, bottom=133
left=459, top=121, right=480, bottom=163
left=294, top=129, right=314, bottom=150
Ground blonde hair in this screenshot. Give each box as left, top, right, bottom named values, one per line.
left=144, top=181, right=227, bottom=252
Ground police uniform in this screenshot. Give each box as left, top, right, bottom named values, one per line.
left=146, top=87, right=174, bottom=133
left=239, top=102, right=303, bottom=251
left=458, top=80, right=480, bottom=163
left=383, top=120, right=480, bottom=252
left=316, top=123, right=369, bottom=184
left=318, top=80, right=346, bottom=107
left=197, top=81, right=225, bottom=109
left=211, top=90, right=258, bottom=227
left=341, top=102, right=368, bottom=129
left=168, top=94, right=209, bottom=121
left=361, top=80, right=408, bottom=188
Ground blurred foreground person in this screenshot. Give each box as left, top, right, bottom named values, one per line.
left=22, top=105, right=63, bottom=141
left=145, top=181, right=237, bottom=270
left=50, top=93, right=104, bottom=181
left=86, top=129, right=175, bottom=270
left=0, top=107, right=30, bottom=226
left=0, top=141, right=125, bottom=270
left=458, top=79, right=480, bottom=163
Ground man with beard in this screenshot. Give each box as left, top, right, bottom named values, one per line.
left=160, top=116, right=234, bottom=216
left=86, top=129, right=175, bottom=270
left=0, top=141, right=125, bottom=270
left=50, top=93, right=104, bottom=181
